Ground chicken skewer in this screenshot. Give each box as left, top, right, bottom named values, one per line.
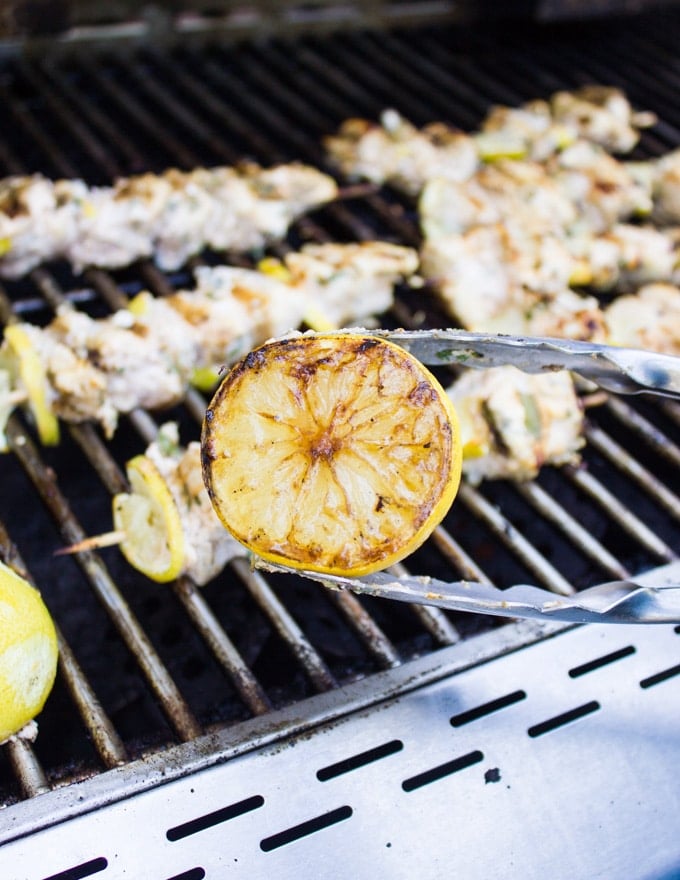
left=0, top=241, right=419, bottom=448
left=0, top=162, right=338, bottom=279
left=324, top=86, right=656, bottom=195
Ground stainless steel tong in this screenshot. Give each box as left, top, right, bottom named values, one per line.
left=341, top=328, right=680, bottom=399
left=258, top=561, right=680, bottom=625
left=257, top=330, right=680, bottom=623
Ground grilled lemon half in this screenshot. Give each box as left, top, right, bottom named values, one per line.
left=0, top=560, right=58, bottom=743
left=202, top=332, right=462, bottom=576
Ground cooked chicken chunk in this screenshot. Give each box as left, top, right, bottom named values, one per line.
left=546, top=140, right=653, bottom=233
left=481, top=86, right=654, bottom=158
left=448, top=366, right=585, bottom=484
left=567, top=223, right=680, bottom=291
left=0, top=163, right=338, bottom=278
left=604, top=282, right=680, bottom=356
left=549, top=85, right=655, bottom=154
left=283, top=240, right=420, bottom=328
left=324, top=109, right=479, bottom=195
left=0, top=175, right=82, bottom=278
left=419, top=160, right=578, bottom=239
left=420, top=226, right=607, bottom=340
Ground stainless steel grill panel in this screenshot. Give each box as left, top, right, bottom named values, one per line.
left=0, top=9, right=679, bottom=874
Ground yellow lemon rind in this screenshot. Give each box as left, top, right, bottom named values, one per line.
left=113, top=455, right=185, bottom=583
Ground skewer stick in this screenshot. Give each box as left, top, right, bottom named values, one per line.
left=54, top=530, right=126, bottom=556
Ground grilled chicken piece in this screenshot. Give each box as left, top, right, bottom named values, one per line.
left=481, top=86, right=654, bottom=158
left=67, top=174, right=172, bottom=272
left=145, top=423, right=243, bottom=585
left=0, top=175, right=84, bottom=278
left=448, top=366, right=585, bottom=484
left=567, top=223, right=680, bottom=291
left=282, top=240, right=420, bottom=328
left=420, top=225, right=607, bottom=340
left=419, top=160, right=578, bottom=239
left=546, top=140, right=652, bottom=233
left=0, top=164, right=338, bottom=278
left=479, top=100, right=576, bottom=162
left=324, top=109, right=479, bottom=195
left=604, top=282, right=680, bottom=356
left=549, top=86, right=656, bottom=154
left=46, top=307, right=196, bottom=435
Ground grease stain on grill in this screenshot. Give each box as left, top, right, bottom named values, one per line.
left=527, top=700, right=601, bottom=738
left=166, top=794, right=265, bottom=841
left=41, top=857, right=108, bottom=880
left=640, top=663, right=680, bottom=689
left=316, top=738, right=403, bottom=781
left=450, top=689, right=526, bottom=727
left=568, top=645, right=636, bottom=678
left=260, top=805, right=353, bottom=851
left=401, top=749, right=483, bottom=792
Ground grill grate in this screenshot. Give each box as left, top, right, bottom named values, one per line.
left=0, top=7, right=679, bottom=854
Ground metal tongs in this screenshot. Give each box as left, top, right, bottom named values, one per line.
left=258, top=562, right=680, bottom=625
left=351, top=327, right=680, bottom=399
left=260, top=329, right=680, bottom=623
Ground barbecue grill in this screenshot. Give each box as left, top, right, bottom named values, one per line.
left=1, top=3, right=680, bottom=878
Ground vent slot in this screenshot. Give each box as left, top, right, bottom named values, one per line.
left=260, top=805, right=353, bottom=851
left=316, top=739, right=403, bottom=781
left=527, top=701, right=601, bottom=738
left=568, top=646, right=636, bottom=678
left=166, top=794, right=265, bottom=841
left=450, top=690, right=526, bottom=727
left=640, top=664, right=680, bottom=690
left=401, top=749, right=484, bottom=792
left=164, top=870, right=205, bottom=880
left=42, top=858, right=108, bottom=880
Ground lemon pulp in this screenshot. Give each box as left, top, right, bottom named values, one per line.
left=202, top=332, right=462, bottom=576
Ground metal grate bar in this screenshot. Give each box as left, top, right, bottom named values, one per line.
left=513, top=481, right=630, bottom=580
left=78, top=55, right=201, bottom=170
left=603, top=398, right=680, bottom=470
left=230, top=558, right=338, bottom=693
left=564, top=464, right=677, bottom=562
left=458, top=483, right=575, bottom=595
left=585, top=424, right=680, bottom=525
left=18, top=60, right=122, bottom=180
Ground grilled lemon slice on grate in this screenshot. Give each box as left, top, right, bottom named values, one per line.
left=1, top=324, right=60, bottom=446
left=0, top=560, right=58, bottom=743
left=113, top=455, right=186, bottom=583
left=202, top=332, right=462, bottom=577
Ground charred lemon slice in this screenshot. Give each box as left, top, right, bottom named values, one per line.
left=0, top=560, right=58, bottom=743
left=113, top=455, right=185, bottom=583
left=202, top=332, right=462, bottom=576
left=2, top=324, right=59, bottom=446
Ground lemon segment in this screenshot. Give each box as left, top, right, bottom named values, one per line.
left=113, top=455, right=185, bottom=583
left=0, top=560, right=58, bottom=743
left=2, top=324, right=60, bottom=446
left=202, top=333, right=462, bottom=577
left=190, top=365, right=221, bottom=392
